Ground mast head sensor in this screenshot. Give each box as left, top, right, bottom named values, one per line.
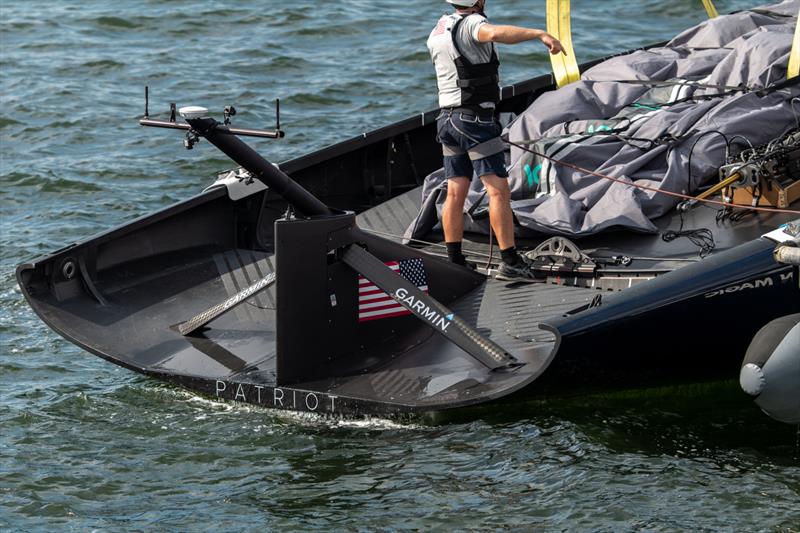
left=178, top=106, right=209, bottom=119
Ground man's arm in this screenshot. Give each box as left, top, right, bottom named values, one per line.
left=477, top=24, right=565, bottom=55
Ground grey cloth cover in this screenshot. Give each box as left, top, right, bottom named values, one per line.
left=408, top=1, right=800, bottom=239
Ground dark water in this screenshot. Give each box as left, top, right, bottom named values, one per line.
left=2, top=1, right=799, bottom=530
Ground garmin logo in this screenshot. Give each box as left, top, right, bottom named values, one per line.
left=704, top=272, right=792, bottom=298
left=394, top=288, right=452, bottom=332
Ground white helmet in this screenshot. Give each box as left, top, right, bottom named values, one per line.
left=446, top=0, right=479, bottom=6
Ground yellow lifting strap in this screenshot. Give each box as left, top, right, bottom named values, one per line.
left=788, top=7, right=800, bottom=79
left=700, top=0, right=719, bottom=18
left=546, top=0, right=580, bottom=87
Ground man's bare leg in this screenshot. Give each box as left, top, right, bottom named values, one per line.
left=442, top=176, right=471, bottom=265
left=480, top=173, right=515, bottom=250
left=480, top=173, right=533, bottom=275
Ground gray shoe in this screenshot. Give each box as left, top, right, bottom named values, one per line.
left=495, top=258, right=541, bottom=282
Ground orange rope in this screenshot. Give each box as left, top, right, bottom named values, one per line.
left=508, top=140, right=800, bottom=215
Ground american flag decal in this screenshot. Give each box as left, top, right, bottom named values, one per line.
left=358, top=258, right=428, bottom=322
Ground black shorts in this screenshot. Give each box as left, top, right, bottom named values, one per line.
left=436, top=109, right=508, bottom=180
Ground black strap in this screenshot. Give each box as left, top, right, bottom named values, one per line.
left=755, top=75, right=800, bottom=97
left=457, top=75, right=499, bottom=88
left=612, top=77, right=800, bottom=98
left=613, top=79, right=754, bottom=93
left=442, top=106, right=496, bottom=117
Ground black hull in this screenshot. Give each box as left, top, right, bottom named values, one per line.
left=541, top=237, right=800, bottom=393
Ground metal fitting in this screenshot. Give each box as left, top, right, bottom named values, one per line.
left=774, top=245, right=800, bottom=266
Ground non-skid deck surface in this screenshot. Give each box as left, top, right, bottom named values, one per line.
left=450, top=280, right=593, bottom=354
left=74, top=247, right=280, bottom=382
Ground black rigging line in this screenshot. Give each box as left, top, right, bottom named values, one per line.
left=662, top=210, right=716, bottom=258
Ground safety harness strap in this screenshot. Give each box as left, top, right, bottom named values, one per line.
left=443, top=138, right=505, bottom=159
left=443, top=144, right=466, bottom=156
left=468, top=137, right=506, bottom=160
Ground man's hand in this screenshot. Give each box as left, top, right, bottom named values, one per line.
left=541, top=33, right=566, bottom=55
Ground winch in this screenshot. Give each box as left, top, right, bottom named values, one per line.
left=525, top=237, right=597, bottom=277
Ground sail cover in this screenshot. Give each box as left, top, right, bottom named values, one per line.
left=409, top=1, right=800, bottom=239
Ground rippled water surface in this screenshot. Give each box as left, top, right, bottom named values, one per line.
left=2, top=1, right=799, bottom=531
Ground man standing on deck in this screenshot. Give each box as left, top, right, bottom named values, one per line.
left=428, top=0, right=564, bottom=279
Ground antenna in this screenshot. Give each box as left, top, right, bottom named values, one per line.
left=276, top=98, right=281, bottom=134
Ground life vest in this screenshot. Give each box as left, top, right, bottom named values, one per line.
left=450, top=14, right=500, bottom=107
left=428, top=13, right=501, bottom=108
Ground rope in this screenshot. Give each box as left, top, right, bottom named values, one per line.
left=484, top=227, right=495, bottom=271
left=662, top=210, right=716, bottom=258
left=507, top=139, right=800, bottom=215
